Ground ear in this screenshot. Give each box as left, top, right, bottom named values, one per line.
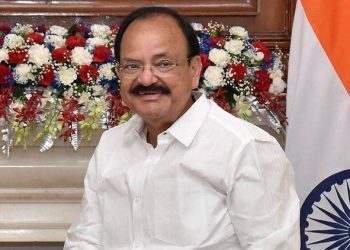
left=189, top=55, right=202, bottom=89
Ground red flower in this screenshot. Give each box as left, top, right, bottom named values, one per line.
left=254, top=70, right=271, bottom=91
left=199, top=52, right=210, bottom=69
left=65, top=35, right=86, bottom=48
left=52, top=48, right=72, bottom=63
left=210, top=36, right=225, bottom=47
left=39, top=65, right=54, bottom=86
left=33, top=25, right=48, bottom=33
left=0, top=24, right=11, bottom=36
left=252, top=41, right=271, bottom=62
left=79, top=65, right=99, bottom=83
left=25, top=33, right=44, bottom=44
left=93, top=46, right=112, bottom=63
left=0, top=38, right=3, bottom=47
left=71, top=24, right=89, bottom=37
left=0, top=64, right=12, bottom=84
left=8, top=48, right=28, bottom=64
left=228, top=64, right=247, bottom=82
left=111, top=24, right=120, bottom=33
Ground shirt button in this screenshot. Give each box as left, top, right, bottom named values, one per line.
left=133, top=241, right=141, bottom=248
left=134, top=195, right=141, bottom=204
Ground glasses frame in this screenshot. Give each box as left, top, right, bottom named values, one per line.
left=116, top=57, right=193, bottom=79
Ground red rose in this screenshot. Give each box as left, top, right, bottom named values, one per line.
left=39, top=65, right=54, bottom=86
left=0, top=64, right=12, bottom=84
left=25, top=33, right=44, bottom=44
left=228, top=64, right=247, bottom=82
left=8, top=49, right=28, bottom=64
left=79, top=65, right=99, bottom=83
left=71, top=24, right=89, bottom=37
left=111, top=24, right=120, bottom=33
left=65, top=35, right=86, bottom=48
left=252, top=41, right=271, bottom=62
left=0, top=24, right=11, bottom=36
left=33, top=25, right=48, bottom=33
left=199, top=52, right=210, bottom=69
left=210, top=36, right=225, bottom=47
left=52, top=48, right=72, bottom=63
left=93, top=46, right=112, bottom=63
left=254, top=70, right=271, bottom=91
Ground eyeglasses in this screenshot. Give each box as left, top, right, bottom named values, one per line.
left=117, top=58, right=191, bottom=79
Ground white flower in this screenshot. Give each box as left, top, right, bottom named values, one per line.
left=78, top=92, right=91, bottom=104
left=91, top=24, right=112, bottom=38
left=11, top=24, right=33, bottom=36
left=234, top=95, right=252, bottom=119
left=92, top=85, right=104, bottom=96
left=45, top=35, right=66, bottom=48
left=64, top=87, right=74, bottom=98
left=229, top=26, right=248, bottom=38
left=86, top=37, right=108, bottom=48
left=268, top=78, right=286, bottom=94
left=191, top=23, right=204, bottom=31
left=255, top=52, right=265, bottom=61
left=71, top=47, right=93, bottom=66
left=0, top=48, right=9, bottom=62
left=4, top=34, right=24, bottom=49
left=98, top=63, right=115, bottom=80
left=14, top=64, right=34, bottom=84
left=208, top=48, right=230, bottom=67
left=269, top=69, right=284, bottom=79
left=224, top=40, right=244, bottom=55
left=204, top=66, right=225, bottom=88
left=28, top=44, right=52, bottom=66
left=58, top=67, right=77, bottom=86
left=49, top=26, right=68, bottom=36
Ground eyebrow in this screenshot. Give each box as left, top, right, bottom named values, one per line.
left=121, top=52, right=173, bottom=62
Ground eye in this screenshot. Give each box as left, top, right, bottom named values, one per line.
left=121, top=63, right=142, bottom=71
left=156, top=60, right=175, bottom=68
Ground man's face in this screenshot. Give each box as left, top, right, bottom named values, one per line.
left=118, top=15, right=202, bottom=127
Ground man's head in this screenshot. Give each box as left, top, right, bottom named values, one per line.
left=115, top=7, right=202, bottom=129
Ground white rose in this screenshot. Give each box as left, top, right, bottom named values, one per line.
left=268, top=78, right=286, bottom=94
left=204, top=66, right=225, bottom=88
left=11, top=24, right=33, bottom=36
left=191, top=23, right=204, bottom=31
left=269, top=69, right=284, bottom=79
left=208, top=48, right=230, bottom=67
left=14, top=64, right=34, bottom=84
left=86, top=37, right=108, bottom=48
left=229, top=26, right=248, bottom=38
left=4, top=34, right=24, bottom=49
left=71, top=47, right=93, bottom=66
left=45, top=35, right=66, bottom=48
left=28, top=44, right=52, bottom=66
left=92, top=85, right=104, bottom=96
left=224, top=40, right=244, bottom=55
left=98, top=63, right=115, bottom=80
left=49, top=26, right=68, bottom=36
left=91, top=24, right=112, bottom=38
left=0, top=48, right=9, bottom=62
left=64, top=87, right=74, bottom=98
left=58, top=67, right=77, bottom=86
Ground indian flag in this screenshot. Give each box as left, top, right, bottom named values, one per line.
left=286, top=0, right=350, bottom=248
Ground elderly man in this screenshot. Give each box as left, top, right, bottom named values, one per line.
left=64, top=6, right=300, bottom=249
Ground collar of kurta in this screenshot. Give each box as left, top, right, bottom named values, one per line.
left=124, top=91, right=210, bottom=147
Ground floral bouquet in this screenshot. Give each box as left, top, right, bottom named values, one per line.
left=0, top=23, right=131, bottom=154
left=194, top=22, right=286, bottom=132
left=0, top=21, right=287, bottom=157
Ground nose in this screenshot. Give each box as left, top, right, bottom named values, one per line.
left=137, top=65, right=158, bottom=86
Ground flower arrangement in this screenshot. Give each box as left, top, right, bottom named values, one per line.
left=195, top=22, right=286, bottom=127
left=0, top=21, right=286, bottom=156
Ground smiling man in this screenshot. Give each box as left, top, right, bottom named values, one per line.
left=64, top=7, right=300, bottom=250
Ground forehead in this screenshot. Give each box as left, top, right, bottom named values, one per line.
left=120, top=15, right=188, bottom=60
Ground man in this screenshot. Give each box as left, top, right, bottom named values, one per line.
left=64, top=6, right=300, bottom=249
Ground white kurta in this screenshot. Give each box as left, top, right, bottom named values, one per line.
left=64, top=92, right=300, bottom=250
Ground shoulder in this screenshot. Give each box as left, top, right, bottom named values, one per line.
left=206, top=100, right=277, bottom=146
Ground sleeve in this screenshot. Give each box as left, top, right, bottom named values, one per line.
left=64, top=150, right=104, bottom=250
left=227, top=138, right=300, bottom=249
